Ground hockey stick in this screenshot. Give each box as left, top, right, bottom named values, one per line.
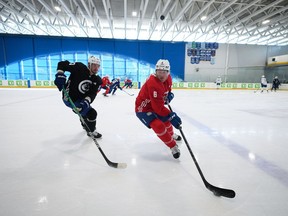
left=62, top=88, right=127, bottom=169
left=168, top=104, right=236, bottom=198
left=121, top=89, right=134, bottom=96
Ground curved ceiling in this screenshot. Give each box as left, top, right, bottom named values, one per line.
left=0, top=0, right=288, bottom=45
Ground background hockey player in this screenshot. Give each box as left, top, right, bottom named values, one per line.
left=54, top=56, right=103, bottom=138
left=122, top=78, right=133, bottom=89
left=215, top=76, right=222, bottom=89
left=260, top=75, right=269, bottom=93
left=271, top=76, right=281, bottom=92
left=109, top=77, right=122, bottom=95
left=99, top=75, right=111, bottom=97
left=135, top=59, right=182, bottom=159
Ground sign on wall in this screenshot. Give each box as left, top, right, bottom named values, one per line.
left=186, top=42, right=219, bottom=65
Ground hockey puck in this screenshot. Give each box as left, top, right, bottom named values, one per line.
left=160, top=15, right=165, bottom=20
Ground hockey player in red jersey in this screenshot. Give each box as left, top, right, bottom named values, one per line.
left=135, top=59, right=182, bottom=159
left=122, top=78, right=133, bottom=88
left=54, top=56, right=103, bottom=138
left=100, top=75, right=111, bottom=96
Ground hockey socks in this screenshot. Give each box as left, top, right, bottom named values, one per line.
left=150, top=119, right=176, bottom=148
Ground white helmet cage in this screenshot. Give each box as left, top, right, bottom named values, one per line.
left=155, top=59, right=170, bottom=72
left=88, top=56, right=101, bottom=66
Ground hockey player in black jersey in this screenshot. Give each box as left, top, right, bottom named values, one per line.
left=54, top=56, right=103, bottom=138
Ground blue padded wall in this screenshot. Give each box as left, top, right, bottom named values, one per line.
left=3, top=35, right=34, bottom=65
left=88, top=38, right=115, bottom=54
left=61, top=37, right=88, bottom=53
left=0, top=37, right=5, bottom=66
left=34, top=37, right=62, bottom=56
left=0, top=34, right=185, bottom=80
left=114, top=40, right=139, bottom=59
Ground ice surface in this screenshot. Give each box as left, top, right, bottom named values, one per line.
left=0, top=88, right=288, bottom=216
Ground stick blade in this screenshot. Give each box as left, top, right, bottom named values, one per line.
left=117, top=163, right=128, bottom=169
left=108, top=161, right=127, bottom=169
left=206, top=184, right=236, bottom=198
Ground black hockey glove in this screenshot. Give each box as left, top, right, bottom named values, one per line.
left=168, top=112, right=182, bottom=129
left=54, top=72, right=66, bottom=91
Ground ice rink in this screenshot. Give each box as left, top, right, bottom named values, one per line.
left=1, top=88, right=288, bottom=216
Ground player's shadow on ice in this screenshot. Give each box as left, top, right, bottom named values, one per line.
left=133, top=141, right=180, bottom=163
left=42, top=131, right=92, bottom=153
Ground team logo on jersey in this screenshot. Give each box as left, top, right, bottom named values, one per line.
left=78, top=80, right=92, bottom=93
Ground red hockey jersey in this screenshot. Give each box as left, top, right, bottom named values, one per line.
left=101, top=76, right=111, bottom=87
left=135, top=74, right=172, bottom=117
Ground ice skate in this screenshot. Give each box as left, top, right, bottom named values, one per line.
left=87, top=130, right=102, bottom=138
left=173, top=133, right=182, bottom=141
left=171, top=145, right=180, bottom=159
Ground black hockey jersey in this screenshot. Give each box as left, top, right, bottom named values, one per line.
left=57, top=60, right=102, bottom=103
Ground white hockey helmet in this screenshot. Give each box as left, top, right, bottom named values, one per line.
left=88, top=56, right=101, bottom=65
left=156, top=59, right=170, bottom=72
left=262, top=75, right=265, bottom=77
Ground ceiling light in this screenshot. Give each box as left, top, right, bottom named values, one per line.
left=262, top=20, right=270, bottom=24
left=54, top=6, right=61, bottom=12
left=132, top=11, right=137, bottom=17
left=200, top=16, right=207, bottom=21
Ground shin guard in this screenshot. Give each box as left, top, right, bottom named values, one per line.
left=83, top=108, right=97, bottom=132
left=164, top=121, right=174, bottom=136
left=150, top=119, right=176, bottom=148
